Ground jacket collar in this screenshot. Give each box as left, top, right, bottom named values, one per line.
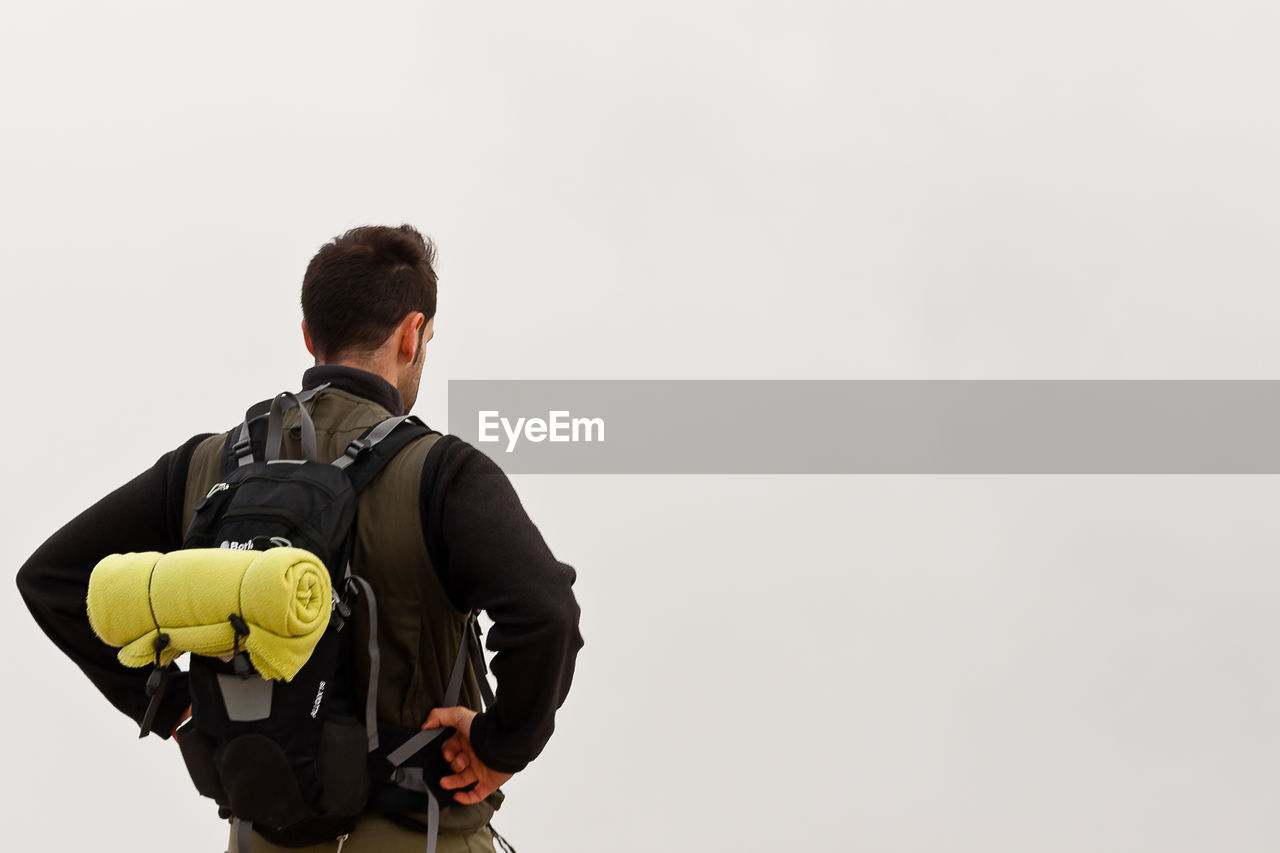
left=301, top=365, right=405, bottom=416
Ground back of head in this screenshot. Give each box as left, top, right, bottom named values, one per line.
left=301, top=225, right=438, bottom=361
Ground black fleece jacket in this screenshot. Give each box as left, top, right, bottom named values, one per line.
left=15, top=366, right=582, bottom=774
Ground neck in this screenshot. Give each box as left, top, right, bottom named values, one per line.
left=314, top=355, right=397, bottom=391
left=303, top=363, right=406, bottom=415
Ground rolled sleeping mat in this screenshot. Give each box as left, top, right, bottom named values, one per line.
left=87, top=547, right=332, bottom=681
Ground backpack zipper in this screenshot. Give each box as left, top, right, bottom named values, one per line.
left=218, top=506, right=330, bottom=548
left=238, top=472, right=342, bottom=498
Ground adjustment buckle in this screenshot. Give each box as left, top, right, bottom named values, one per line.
left=343, top=437, right=373, bottom=461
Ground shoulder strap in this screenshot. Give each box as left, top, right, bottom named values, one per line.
left=332, top=415, right=439, bottom=494
left=331, top=417, right=439, bottom=765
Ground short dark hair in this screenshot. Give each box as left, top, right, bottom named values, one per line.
left=301, top=224, right=438, bottom=359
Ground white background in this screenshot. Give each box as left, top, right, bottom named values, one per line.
left=2, top=1, right=1279, bottom=850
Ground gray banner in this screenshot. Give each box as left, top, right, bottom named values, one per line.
left=446, top=380, right=1280, bottom=473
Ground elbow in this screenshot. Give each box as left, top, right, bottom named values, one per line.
left=15, top=557, right=41, bottom=611
left=559, top=592, right=583, bottom=654
left=516, top=565, right=584, bottom=659
left=545, top=573, right=584, bottom=657
left=15, top=550, right=63, bottom=620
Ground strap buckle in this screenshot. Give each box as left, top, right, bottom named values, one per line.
left=343, top=436, right=373, bottom=461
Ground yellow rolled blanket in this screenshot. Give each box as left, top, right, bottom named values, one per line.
left=87, top=547, right=331, bottom=682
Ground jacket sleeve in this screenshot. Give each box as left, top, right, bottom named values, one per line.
left=420, top=437, right=584, bottom=774
left=15, top=433, right=212, bottom=738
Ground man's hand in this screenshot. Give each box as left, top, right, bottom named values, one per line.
left=421, top=706, right=513, bottom=805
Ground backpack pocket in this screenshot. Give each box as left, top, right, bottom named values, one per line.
left=316, top=714, right=371, bottom=816
left=216, top=673, right=273, bottom=721
left=175, top=720, right=227, bottom=804
left=220, top=733, right=311, bottom=829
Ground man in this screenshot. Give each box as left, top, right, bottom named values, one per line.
left=16, top=224, right=584, bottom=852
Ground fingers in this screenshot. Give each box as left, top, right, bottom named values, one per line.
left=445, top=775, right=495, bottom=805
left=433, top=725, right=471, bottom=775
left=450, top=786, right=489, bottom=806
left=450, top=769, right=514, bottom=805
left=439, top=767, right=478, bottom=791
left=420, top=706, right=478, bottom=738
left=445, top=746, right=469, bottom=774
left=442, top=733, right=464, bottom=760
left=420, top=711, right=510, bottom=807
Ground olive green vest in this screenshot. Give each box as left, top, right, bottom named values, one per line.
left=181, top=387, right=501, bottom=828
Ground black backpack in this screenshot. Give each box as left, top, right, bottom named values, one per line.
left=148, top=388, right=494, bottom=853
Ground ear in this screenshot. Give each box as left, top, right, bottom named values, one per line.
left=302, top=320, right=317, bottom=358
left=397, top=312, right=427, bottom=364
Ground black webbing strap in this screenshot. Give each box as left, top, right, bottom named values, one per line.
left=137, top=660, right=170, bottom=739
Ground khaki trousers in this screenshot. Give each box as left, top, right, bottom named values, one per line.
left=228, top=816, right=496, bottom=853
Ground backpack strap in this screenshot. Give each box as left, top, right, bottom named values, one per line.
left=345, top=575, right=382, bottom=752
left=380, top=610, right=489, bottom=853
left=265, top=392, right=318, bottom=463
left=342, top=418, right=495, bottom=785
left=331, top=415, right=437, bottom=493
left=223, top=384, right=330, bottom=473
left=383, top=612, right=485, bottom=770
left=328, top=415, right=441, bottom=754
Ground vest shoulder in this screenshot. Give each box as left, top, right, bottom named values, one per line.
left=182, top=431, right=232, bottom=529
left=309, top=387, right=398, bottom=433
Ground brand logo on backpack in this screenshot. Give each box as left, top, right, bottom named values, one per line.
left=220, top=540, right=255, bottom=550
left=310, top=680, right=326, bottom=718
